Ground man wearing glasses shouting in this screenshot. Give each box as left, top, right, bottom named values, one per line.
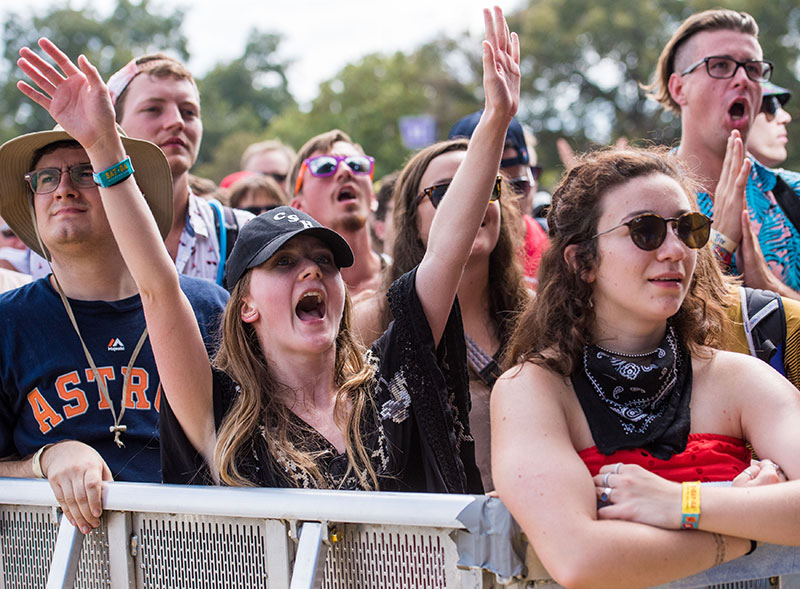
left=289, top=130, right=386, bottom=296
left=647, top=9, right=800, bottom=300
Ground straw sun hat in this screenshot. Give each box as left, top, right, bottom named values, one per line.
left=0, top=125, right=173, bottom=258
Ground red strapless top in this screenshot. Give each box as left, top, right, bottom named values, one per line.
left=578, top=434, right=751, bottom=483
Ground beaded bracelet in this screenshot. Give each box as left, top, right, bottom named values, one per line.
left=681, top=481, right=701, bottom=529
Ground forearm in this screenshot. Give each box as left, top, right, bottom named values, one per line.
left=85, top=134, right=180, bottom=300
left=697, top=482, right=800, bottom=545
left=532, top=518, right=748, bottom=588
left=426, top=111, right=509, bottom=269
left=0, top=454, right=35, bottom=478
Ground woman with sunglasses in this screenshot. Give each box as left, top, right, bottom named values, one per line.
left=353, top=139, right=529, bottom=492
left=16, top=7, right=518, bottom=491
left=492, top=147, right=800, bottom=587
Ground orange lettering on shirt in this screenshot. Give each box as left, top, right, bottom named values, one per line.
left=85, top=367, right=115, bottom=409
left=154, top=383, right=161, bottom=413
left=121, top=367, right=151, bottom=410
left=56, top=371, right=88, bottom=419
left=27, top=388, right=64, bottom=434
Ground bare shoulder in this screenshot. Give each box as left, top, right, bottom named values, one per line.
left=693, top=347, right=785, bottom=385
left=493, top=360, right=571, bottom=415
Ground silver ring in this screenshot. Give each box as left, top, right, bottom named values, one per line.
left=602, top=472, right=611, bottom=487
left=613, top=462, right=622, bottom=474
left=600, top=487, right=612, bottom=503
left=743, top=468, right=754, bottom=479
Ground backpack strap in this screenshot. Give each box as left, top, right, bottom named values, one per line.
left=207, top=199, right=241, bottom=287
left=739, top=286, right=786, bottom=366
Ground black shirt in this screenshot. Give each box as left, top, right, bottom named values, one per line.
left=160, top=268, right=483, bottom=494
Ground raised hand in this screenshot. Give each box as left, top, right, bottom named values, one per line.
left=16, top=38, right=116, bottom=153
left=712, top=130, right=750, bottom=244
left=482, top=6, right=520, bottom=123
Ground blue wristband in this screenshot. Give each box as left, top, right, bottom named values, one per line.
left=93, top=157, right=134, bottom=188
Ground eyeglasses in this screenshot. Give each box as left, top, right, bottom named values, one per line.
left=417, top=176, right=502, bottom=209
left=593, top=212, right=711, bottom=251
left=25, top=164, right=96, bottom=194
left=294, top=154, right=375, bottom=194
left=761, top=95, right=783, bottom=121
left=680, top=56, right=773, bottom=83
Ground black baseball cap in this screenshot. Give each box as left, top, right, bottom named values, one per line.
left=223, top=206, right=354, bottom=291
left=448, top=110, right=529, bottom=167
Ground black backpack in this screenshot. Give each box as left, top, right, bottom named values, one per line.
left=739, top=286, right=786, bottom=373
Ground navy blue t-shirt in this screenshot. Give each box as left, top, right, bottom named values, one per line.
left=0, top=275, right=227, bottom=482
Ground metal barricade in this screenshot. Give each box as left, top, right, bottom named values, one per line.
left=1, top=478, right=800, bottom=589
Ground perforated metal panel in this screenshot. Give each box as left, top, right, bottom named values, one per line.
left=321, top=524, right=451, bottom=589
left=133, top=514, right=270, bottom=588
left=0, top=506, right=110, bottom=589
left=708, top=580, right=778, bottom=589
left=0, top=505, right=57, bottom=588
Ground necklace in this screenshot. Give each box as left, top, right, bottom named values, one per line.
left=571, top=324, right=692, bottom=459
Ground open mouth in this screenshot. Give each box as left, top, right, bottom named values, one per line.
left=337, top=187, right=357, bottom=202
left=729, top=99, right=746, bottom=121
left=295, top=291, right=326, bottom=320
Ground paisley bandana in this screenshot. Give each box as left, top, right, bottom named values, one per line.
left=571, top=325, right=692, bottom=460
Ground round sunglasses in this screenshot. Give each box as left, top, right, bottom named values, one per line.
left=592, top=212, right=711, bottom=251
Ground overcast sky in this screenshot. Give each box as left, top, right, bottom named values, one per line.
left=4, top=0, right=522, bottom=106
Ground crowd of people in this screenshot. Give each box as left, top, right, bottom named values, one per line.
left=0, top=6, right=799, bottom=587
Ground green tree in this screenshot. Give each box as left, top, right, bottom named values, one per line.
left=0, top=0, right=187, bottom=142
left=267, top=39, right=481, bottom=180
left=194, top=30, right=295, bottom=181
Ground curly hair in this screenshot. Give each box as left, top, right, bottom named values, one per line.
left=644, top=9, right=759, bottom=114
left=386, top=139, right=528, bottom=348
left=506, top=147, right=729, bottom=376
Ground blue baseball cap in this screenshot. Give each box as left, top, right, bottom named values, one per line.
left=448, top=110, right=529, bottom=167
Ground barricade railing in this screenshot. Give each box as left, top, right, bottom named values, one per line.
left=1, top=478, right=799, bottom=588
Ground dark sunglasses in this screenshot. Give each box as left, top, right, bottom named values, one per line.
left=25, top=164, right=96, bottom=194
left=417, top=176, right=502, bottom=209
left=761, top=95, right=783, bottom=121
left=294, top=154, right=375, bottom=194
left=263, top=172, right=287, bottom=184
left=593, top=212, right=711, bottom=251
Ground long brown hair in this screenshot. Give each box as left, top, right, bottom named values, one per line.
left=212, top=271, right=380, bottom=489
left=506, top=147, right=729, bottom=375
left=386, top=139, right=528, bottom=347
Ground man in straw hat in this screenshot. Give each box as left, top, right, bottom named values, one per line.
left=0, top=56, right=229, bottom=534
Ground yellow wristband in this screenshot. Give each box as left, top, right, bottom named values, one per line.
left=681, top=481, right=701, bottom=529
